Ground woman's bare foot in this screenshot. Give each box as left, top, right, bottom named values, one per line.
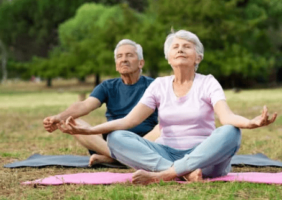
left=132, top=167, right=177, bottom=185
left=182, top=169, right=203, bottom=182
left=88, top=154, right=115, bottom=166
left=132, top=170, right=160, bottom=185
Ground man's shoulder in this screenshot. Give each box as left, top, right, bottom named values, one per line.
left=141, top=75, right=155, bottom=85
left=141, top=75, right=155, bottom=82
left=100, top=78, right=121, bottom=87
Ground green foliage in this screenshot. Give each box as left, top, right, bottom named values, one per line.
left=147, top=0, right=282, bottom=86
left=129, top=15, right=169, bottom=77
left=0, top=0, right=93, bottom=61
left=2, top=0, right=282, bottom=87
left=4, top=60, right=30, bottom=80
left=50, top=3, right=145, bottom=79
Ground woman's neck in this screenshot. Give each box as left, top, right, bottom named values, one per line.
left=173, top=66, right=195, bottom=84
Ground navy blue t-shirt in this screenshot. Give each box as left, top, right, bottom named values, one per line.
left=90, top=75, right=158, bottom=139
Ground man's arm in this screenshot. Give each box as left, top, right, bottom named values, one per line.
left=143, top=124, right=160, bottom=141
left=56, top=97, right=101, bottom=120
left=43, top=97, right=101, bottom=132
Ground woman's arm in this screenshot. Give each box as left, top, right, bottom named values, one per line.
left=214, top=100, right=277, bottom=129
left=57, top=103, right=155, bottom=135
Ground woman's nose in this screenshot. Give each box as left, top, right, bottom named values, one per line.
left=178, top=49, right=184, bottom=53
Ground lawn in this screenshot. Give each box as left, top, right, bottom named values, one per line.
left=0, top=80, right=282, bottom=200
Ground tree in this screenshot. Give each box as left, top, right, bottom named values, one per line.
left=50, top=3, right=145, bottom=85
left=0, top=0, right=96, bottom=61
left=141, top=0, right=282, bottom=87
left=0, top=39, right=7, bottom=83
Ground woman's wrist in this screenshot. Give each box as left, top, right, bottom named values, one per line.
left=245, top=119, right=252, bottom=129
left=87, top=126, right=96, bottom=135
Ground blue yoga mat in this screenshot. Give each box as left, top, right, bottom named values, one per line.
left=4, top=154, right=127, bottom=169
left=4, top=153, right=282, bottom=168
left=230, top=153, right=282, bottom=167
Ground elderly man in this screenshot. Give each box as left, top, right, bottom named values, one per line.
left=43, top=39, right=159, bottom=166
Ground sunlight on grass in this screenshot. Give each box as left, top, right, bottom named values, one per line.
left=0, top=87, right=282, bottom=199
left=0, top=92, right=79, bottom=109
left=225, top=88, right=282, bottom=102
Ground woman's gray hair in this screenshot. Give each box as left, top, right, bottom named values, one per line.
left=164, top=30, right=204, bottom=71
left=114, top=39, right=143, bottom=60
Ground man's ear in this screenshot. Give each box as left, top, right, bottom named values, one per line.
left=139, top=60, right=145, bottom=69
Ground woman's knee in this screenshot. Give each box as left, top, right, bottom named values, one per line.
left=221, top=125, right=241, bottom=145
left=107, top=130, right=136, bottom=146
left=214, top=125, right=241, bottom=145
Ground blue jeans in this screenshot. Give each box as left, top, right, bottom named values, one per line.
left=107, top=125, right=241, bottom=178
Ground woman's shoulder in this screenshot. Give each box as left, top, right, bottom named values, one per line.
left=196, top=73, right=219, bottom=84
left=196, top=73, right=215, bottom=80
left=147, top=75, right=173, bottom=91
left=155, top=75, right=173, bottom=82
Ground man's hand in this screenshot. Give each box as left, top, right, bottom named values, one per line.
left=43, top=115, right=60, bottom=132
left=247, top=106, right=277, bottom=129
left=57, top=116, right=91, bottom=135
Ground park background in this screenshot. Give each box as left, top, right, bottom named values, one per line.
left=0, top=0, right=282, bottom=199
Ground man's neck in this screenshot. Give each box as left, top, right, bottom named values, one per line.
left=121, top=71, right=141, bottom=85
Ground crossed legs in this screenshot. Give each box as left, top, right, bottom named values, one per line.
left=108, top=125, right=241, bottom=184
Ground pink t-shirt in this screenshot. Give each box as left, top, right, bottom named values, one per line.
left=139, top=73, right=226, bottom=150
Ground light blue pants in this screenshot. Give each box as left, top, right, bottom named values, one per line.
left=107, top=125, right=241, bottom=178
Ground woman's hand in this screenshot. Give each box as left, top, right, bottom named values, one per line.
left=57, top=116, right=91, bottom=135
left=247, top=106, right=277, bottom=129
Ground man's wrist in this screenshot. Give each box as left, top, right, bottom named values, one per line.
left=54, top=114, right=62, bottom=121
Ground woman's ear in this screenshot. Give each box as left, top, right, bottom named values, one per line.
left=195, top=55, right=202, bottom=64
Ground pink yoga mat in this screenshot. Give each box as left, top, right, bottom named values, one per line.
left=22, top=172, right=282, bottom=185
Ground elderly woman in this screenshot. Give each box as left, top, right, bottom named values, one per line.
left=58, top=30, right=277, bottom=184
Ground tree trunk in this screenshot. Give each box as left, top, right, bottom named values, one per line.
left=78, top=76, right=85, bottom=83
left=0, top=39, right=7, bottom=84
left=95, top=73, right=100, bottom=86
left=46, top=78, right=52, bottom=87
left=149, top=67, right=158, bottom=78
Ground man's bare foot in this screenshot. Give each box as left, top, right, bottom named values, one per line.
left=88, top=154, right=115, bottom=166
left=182, top=169, right=203, bottom=182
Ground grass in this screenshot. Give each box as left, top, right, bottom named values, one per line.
left=0, top=79, right=282, bottom=199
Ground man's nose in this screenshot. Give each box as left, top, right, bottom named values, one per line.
left=121, top=56, right=129, bottom=63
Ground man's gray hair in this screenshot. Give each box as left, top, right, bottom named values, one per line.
left=114, top=39, right=144, bottom=60
left=164, top=30, right=204, bottom=71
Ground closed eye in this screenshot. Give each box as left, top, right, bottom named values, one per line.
left=184, top=45, right=192, bottom=48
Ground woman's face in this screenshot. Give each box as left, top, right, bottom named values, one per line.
left=168, top=37, right=200, bottom=69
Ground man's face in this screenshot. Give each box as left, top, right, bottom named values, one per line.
left=115, top=45, right=143, bottom=75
